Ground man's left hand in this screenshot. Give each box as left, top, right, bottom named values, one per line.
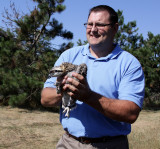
left=62, top=72, right=92, bottom=101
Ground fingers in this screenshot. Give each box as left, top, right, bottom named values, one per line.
left=64, top=72, right=85, bottom=89
left=57, top=72, right=84, bottom=85
left=58, top=72, right=90, bottom=101
left=62, top=72, right=90, bottom=100
left=63, top=78, right=81, bottom=92
left=63, top=83, right=78, bottom=96
left=71, top=72, right=84, bottom=82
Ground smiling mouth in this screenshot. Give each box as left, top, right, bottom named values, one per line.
left=90, top=34, right=100, bottom=38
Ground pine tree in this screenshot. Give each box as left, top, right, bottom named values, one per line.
left=0, top=0, right=73, bottom=108
left=114, top=10, right=144, bottom=52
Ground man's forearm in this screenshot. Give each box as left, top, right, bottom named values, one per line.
left=41, top=88, right=62, bottom=107
left=83, top=91, right=141, bottom=124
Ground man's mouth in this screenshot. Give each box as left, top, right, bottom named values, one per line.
left=90, top=34, right=100, bottom=38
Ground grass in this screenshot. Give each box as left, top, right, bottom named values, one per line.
left=128, top=110, right=160, bottom=149
left=0, top=107, right=160, bottom=149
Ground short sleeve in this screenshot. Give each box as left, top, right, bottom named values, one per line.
left=118, top=63, right=145, bottom=109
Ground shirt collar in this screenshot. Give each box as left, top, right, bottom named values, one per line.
left=81, top=43, right=123, bottom=60
left=81, top=43, right=90, bottom=56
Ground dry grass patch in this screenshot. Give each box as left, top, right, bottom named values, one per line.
left=0, top=107, right=64, bottom=149
left=128, top=110, right=160, bottom=149
left=0, top=107, right=160, bottom=149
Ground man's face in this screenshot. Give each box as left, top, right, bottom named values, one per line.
left=86, top=11, right=116, bottom=47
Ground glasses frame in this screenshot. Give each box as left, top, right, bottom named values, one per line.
left=84, top=22, right=113, bottom=29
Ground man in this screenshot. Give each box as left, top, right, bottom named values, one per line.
left=41, top=5, right=145, bottom=149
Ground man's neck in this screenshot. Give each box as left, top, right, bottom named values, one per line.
left=89, top=43, right=115, bottom=58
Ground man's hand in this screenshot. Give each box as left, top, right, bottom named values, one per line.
left=62, top=72, right=92, bottom=101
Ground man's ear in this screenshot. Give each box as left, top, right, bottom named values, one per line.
left=113, top=23, right=119, bottom=34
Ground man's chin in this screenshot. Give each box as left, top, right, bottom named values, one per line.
left=89, top=42, right=102, bottom=48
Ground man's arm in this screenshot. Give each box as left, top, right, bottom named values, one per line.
left=84, top=92, right=141, bottom=124
left=63, top=72, right=141, bottom=124
left=41, top=75, right=65, bottom=107
left=41, top=88, right=62, bottom=107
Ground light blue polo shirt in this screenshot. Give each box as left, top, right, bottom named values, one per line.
left=44, top=43, right=145, bottom=138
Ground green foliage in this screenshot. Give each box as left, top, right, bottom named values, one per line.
left=0, top=0, right=73, bottom=108
left=114, top=10, right=144, bottom=51
left=55, top=42, right=74, bottom=56
left=132, top=33, right=160, bottom=97
left=0, top=29, right=46, bottom=108
left=77, top=39, right=88, bottom=46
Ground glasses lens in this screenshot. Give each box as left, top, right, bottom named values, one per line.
left=84, top=23, right=112, bottom=29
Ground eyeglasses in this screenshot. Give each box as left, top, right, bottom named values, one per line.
left=84, top=22, right=112, bottom=29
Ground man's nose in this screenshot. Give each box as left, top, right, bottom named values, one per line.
left=91, top=25, right=98, bottom=31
